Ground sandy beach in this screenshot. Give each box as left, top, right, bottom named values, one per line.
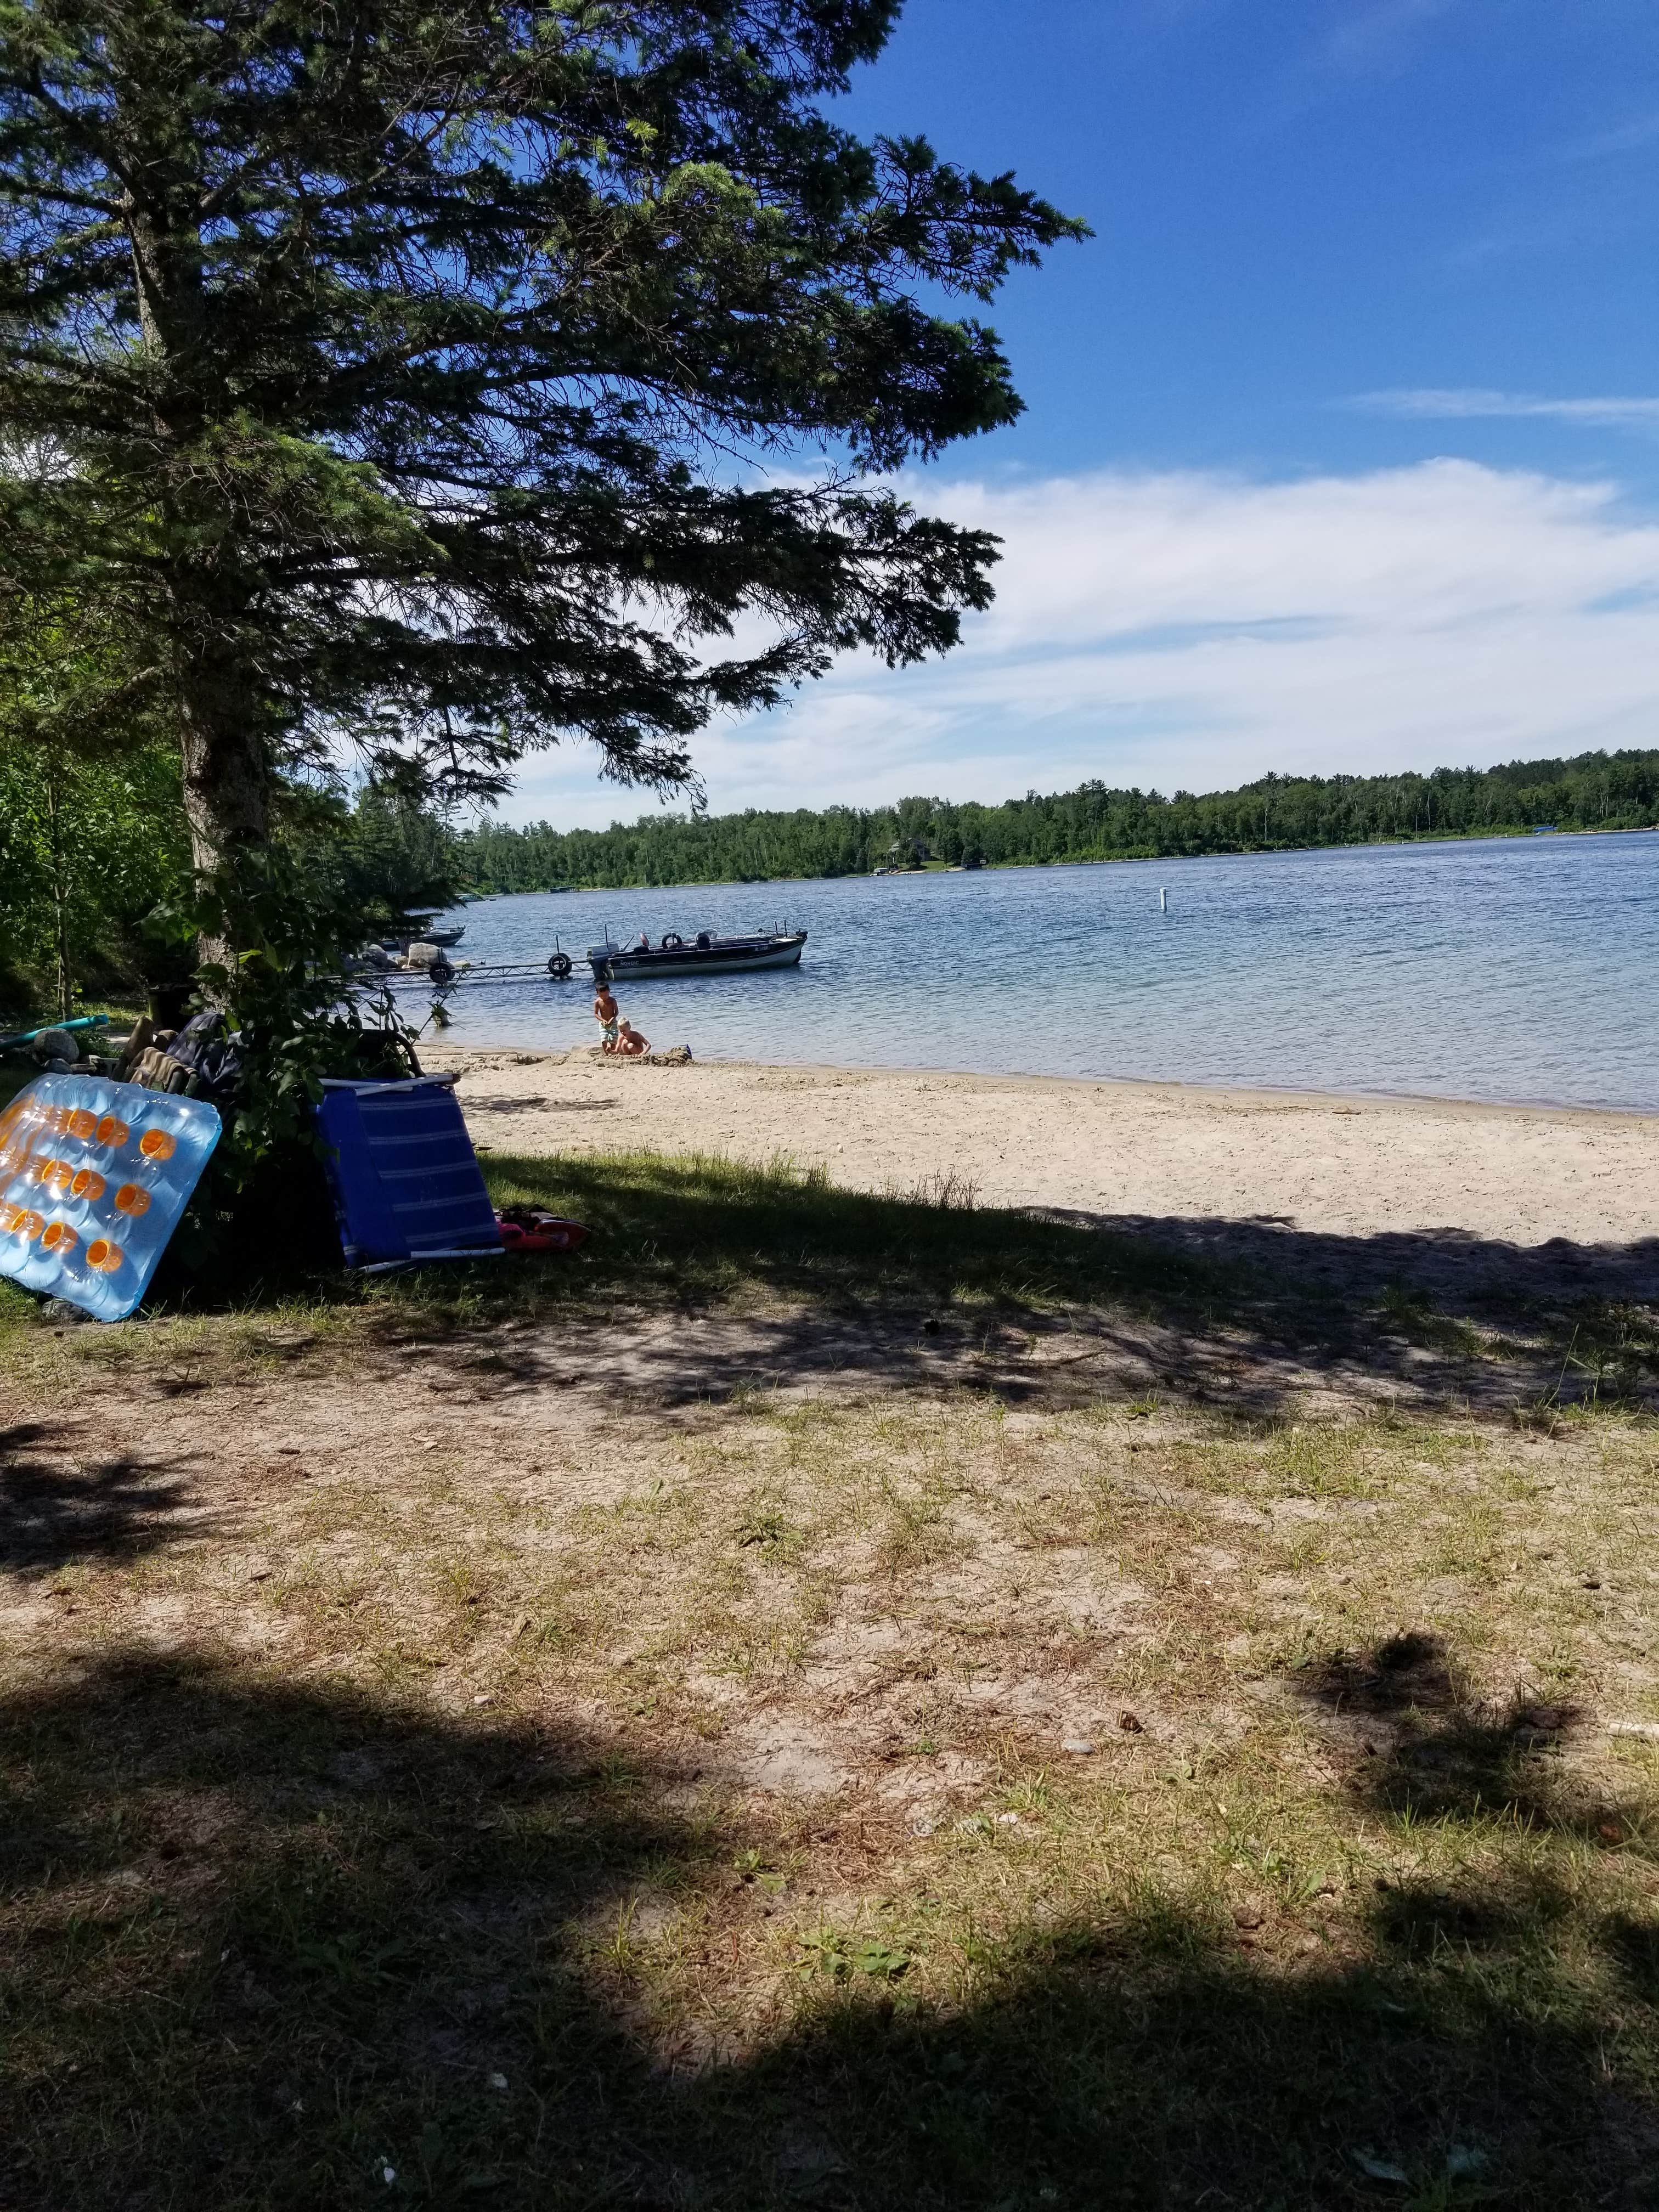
left=445, top=1047, right=1658, bottom=1256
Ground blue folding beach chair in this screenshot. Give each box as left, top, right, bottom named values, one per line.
left=314, top=1076, right=502, bottom=1272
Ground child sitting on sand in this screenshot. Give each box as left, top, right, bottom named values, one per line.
left=613, top=1019, right=650, bottom=1058
left=592, top=981, right=619, bottom=1050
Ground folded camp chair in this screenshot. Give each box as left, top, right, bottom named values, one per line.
left=314, top=1075, right=503, bottom=1273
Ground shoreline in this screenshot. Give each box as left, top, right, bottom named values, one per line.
left=455, top=1043, right=1659, bottom=1128
left=444, top=1047, right=1659, bottom=1257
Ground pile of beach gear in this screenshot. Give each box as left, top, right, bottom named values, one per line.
left=1, top=1018, right=588, bottom=1318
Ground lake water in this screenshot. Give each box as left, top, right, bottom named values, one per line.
left=405, top=833, right=1659, bottom=1112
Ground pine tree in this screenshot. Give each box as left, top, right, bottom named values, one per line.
left=0, top=0, right=1082, bottom=965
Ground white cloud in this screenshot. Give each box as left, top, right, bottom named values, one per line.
left=501, top=459, right=1659, bottom=827
left=1355, top=387, right=1659, bottom=431
left=1313, top=0, right=1456, bottom=76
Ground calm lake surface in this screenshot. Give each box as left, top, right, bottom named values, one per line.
left=409, top=833, right=1659, bottom=1111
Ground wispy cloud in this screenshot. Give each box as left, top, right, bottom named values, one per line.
left=504, top=460, right=1659, bottom=827
left=1554, top=110, right=1659, bottom=164
left=1353, top=387, right=1659, bottom=432
left=1312, top=0, right=1455, bottom=76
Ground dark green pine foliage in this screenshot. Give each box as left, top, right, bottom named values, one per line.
left=0, top=0, right=1084, bottom=957
left=457, top=747, right=1659, bottom=888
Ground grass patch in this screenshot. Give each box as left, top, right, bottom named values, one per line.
left=3, top=1147, right=1659, bottom=2205
left=482, top=1146, right=1227, bottom=1321
left=5, top=1143, right=1226, bottom=1369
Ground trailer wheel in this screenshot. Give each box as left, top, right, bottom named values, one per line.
left=547, top=951, right=572, bottom=979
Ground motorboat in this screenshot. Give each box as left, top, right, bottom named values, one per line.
left=369, top=922, right=466, bottom=956
left=588, top=928, right=806, bottom=981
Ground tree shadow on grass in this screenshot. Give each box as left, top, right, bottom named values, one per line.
left=381, top=1152, right=1659, bottom=1421
left=119, top=1149, right=1659, bottom=1423
left=0, top=1419, right=203, bottom=1577
left=1046, top=1208, right=1659, bottom=1312
left=3, top=1655, right=1656, bottom=2210
left=1290, top=1628, right=1655, bottom=1853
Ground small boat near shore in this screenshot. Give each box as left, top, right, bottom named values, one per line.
left=360, top=924, right=808, bottom=993
left=353, top=923, right=466, bottom=970
left=589, top=928, right=806, bottom=981
left=363, top=921, right=466, bottom=955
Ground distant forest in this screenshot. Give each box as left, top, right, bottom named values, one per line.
left=456, top=747, right=1659, bottom=892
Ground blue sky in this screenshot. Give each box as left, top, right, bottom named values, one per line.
left=841, top=0, right=1659, bottom=487
left=508, top=0, right=1659, bottom=827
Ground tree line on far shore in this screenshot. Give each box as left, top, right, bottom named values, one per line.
left=457, top=747, right=1659, bottom=891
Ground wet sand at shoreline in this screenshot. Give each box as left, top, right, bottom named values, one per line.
left=445, top=1047, right=1657, bottom=1259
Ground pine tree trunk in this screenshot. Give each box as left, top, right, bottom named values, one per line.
left=124, top=188, right=270, bottom=988
left=46, top=765, right=71, bottom=1022
left=179, top=687, right=270, bottom=988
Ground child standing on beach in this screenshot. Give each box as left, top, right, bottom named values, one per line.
left=593, top=980, right=619, bottom=1051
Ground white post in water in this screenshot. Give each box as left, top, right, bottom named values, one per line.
left=1159, top=887, right=1168, bottom=912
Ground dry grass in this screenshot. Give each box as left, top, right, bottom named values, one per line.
left=2, top=1152, right=1657, bottom=2209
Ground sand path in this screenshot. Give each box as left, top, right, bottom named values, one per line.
left=445, top=1049, right=1657, bottom=1255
